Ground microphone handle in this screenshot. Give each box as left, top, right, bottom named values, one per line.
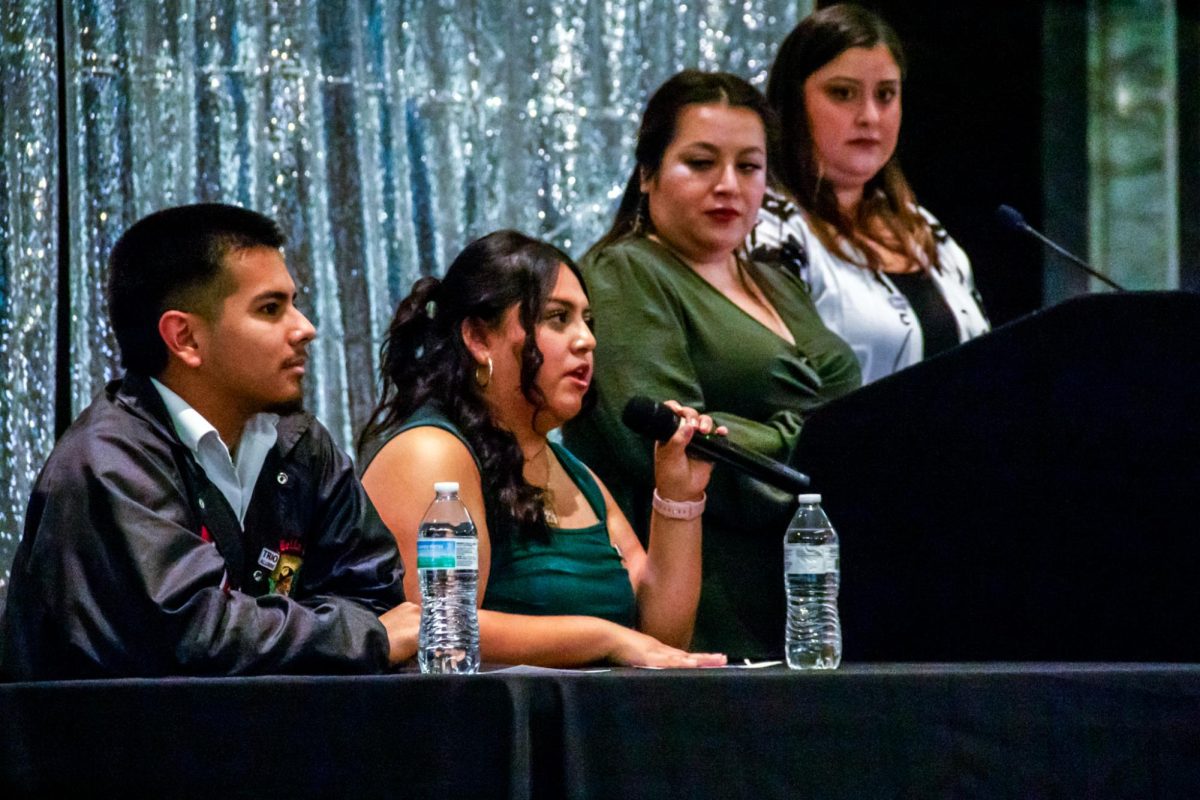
left=1021, top=224, right=1126, bottom=291
left=685, top=434, right=811, bottom=495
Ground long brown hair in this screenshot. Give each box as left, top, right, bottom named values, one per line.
left=768, top=3, right=937, bottom=272
left=359, top=230, right=585, bottom=543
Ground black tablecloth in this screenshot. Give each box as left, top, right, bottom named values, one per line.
left=4, top=664, right=1200, bottom=799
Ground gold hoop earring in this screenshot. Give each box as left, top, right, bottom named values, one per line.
left=474, top=356, right=493, bottom=388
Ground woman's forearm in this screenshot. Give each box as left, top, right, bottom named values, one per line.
left=478, top=609, right=621, bottom=667
left=635, top=510, right=704, bottom=648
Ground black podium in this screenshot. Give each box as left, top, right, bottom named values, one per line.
left=796, top=292, right=1200, bottom=662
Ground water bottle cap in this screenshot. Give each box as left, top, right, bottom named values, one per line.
left=433, top=481, right=460, bottom=494
left=797, top=493, right=822, bottom=504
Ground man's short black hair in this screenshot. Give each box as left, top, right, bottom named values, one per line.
left=107, top=203, right=286, bottom=375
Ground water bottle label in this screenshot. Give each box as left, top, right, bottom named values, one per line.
left=785, top=543, right=839, bottom=575
left=417, top=539, right=478, bottom=570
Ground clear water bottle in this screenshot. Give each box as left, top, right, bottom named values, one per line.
left=784, top=493, right=842, bottom=669
left=417, top=481, right=480, bottom=674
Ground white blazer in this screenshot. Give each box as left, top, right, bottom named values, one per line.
left=750, top=189, right=990, bottom=384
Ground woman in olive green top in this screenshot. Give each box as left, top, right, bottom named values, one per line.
left=359, top=230, right=728, bottom=668
left=563, top=71, right=860, bottom=660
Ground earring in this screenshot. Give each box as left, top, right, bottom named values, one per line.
left=632, top=192, right=648, bottom=235
left=474, top=356, right=493, bottom=388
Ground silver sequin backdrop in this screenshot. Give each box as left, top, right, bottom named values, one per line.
left=0, top=0, right=812, bottom=586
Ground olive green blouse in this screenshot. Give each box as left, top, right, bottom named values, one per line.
left=563, top=236, right=860, bottom=658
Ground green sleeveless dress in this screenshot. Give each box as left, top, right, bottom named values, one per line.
left=367, top=404, right=637, bottom=628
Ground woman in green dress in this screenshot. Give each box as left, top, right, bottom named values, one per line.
left=562, top=71, right=861, bottom=660
left=359, top=230, right=727, bottom=668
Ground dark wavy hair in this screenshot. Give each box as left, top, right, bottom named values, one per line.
left=590, top=69, right=779, bottom=255
left=768, top=3, right=937, bottom=272
left=107, top=203, right=285, bottom=375
left=359, top=230, right=584, bottom=543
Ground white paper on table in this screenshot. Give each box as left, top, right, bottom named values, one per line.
left=487, top=664, right=612, bottom=674
left=631, top=660, right=783, bottom=670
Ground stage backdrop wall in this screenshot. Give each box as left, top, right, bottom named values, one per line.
left=0, top=0, right=812, bottom=589
left=0, top=2, right=1189, bottom=590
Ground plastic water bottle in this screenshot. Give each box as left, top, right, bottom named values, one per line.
left=417, top=481, right=480, bottom=674
left=784, top=493, right=842, bottom=669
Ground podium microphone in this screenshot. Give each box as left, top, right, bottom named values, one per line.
left=996, top=205, right=1125, bottom=291
left=622, top=396, right=811, bottom=495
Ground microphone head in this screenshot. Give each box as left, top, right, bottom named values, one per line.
left=622, top=396, right=680, bottom=443
left=996, top=204, right=1029, bottom=233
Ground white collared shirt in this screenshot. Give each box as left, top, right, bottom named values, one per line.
left=151, top=378, right=280, bottom=528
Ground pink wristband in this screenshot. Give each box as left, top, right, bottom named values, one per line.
left=652, top=489, right=706, bottom=520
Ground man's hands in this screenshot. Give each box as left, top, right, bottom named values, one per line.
left=379, top=602, right=421, bottom=666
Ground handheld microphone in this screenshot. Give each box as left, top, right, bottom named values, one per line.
left=621, top=396, right=811, bottom=495
left=996, top=205, right=1125, bottom=291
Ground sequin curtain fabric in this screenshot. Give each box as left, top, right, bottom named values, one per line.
left=0, top=0, right=811, bottom=585
left=1, top=1, right=59, bottom=592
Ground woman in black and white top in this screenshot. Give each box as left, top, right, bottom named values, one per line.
left=749, top=3, right=989, bottom=384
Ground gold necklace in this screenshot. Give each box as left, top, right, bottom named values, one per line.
left=526, top=443, right=558, bottom=527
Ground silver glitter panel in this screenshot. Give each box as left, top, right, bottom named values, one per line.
left=0, top=0, right=59, bottom=591
left=3, top=0, right=811, bottom=582
left=63, top=0, right=811, bottom=432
